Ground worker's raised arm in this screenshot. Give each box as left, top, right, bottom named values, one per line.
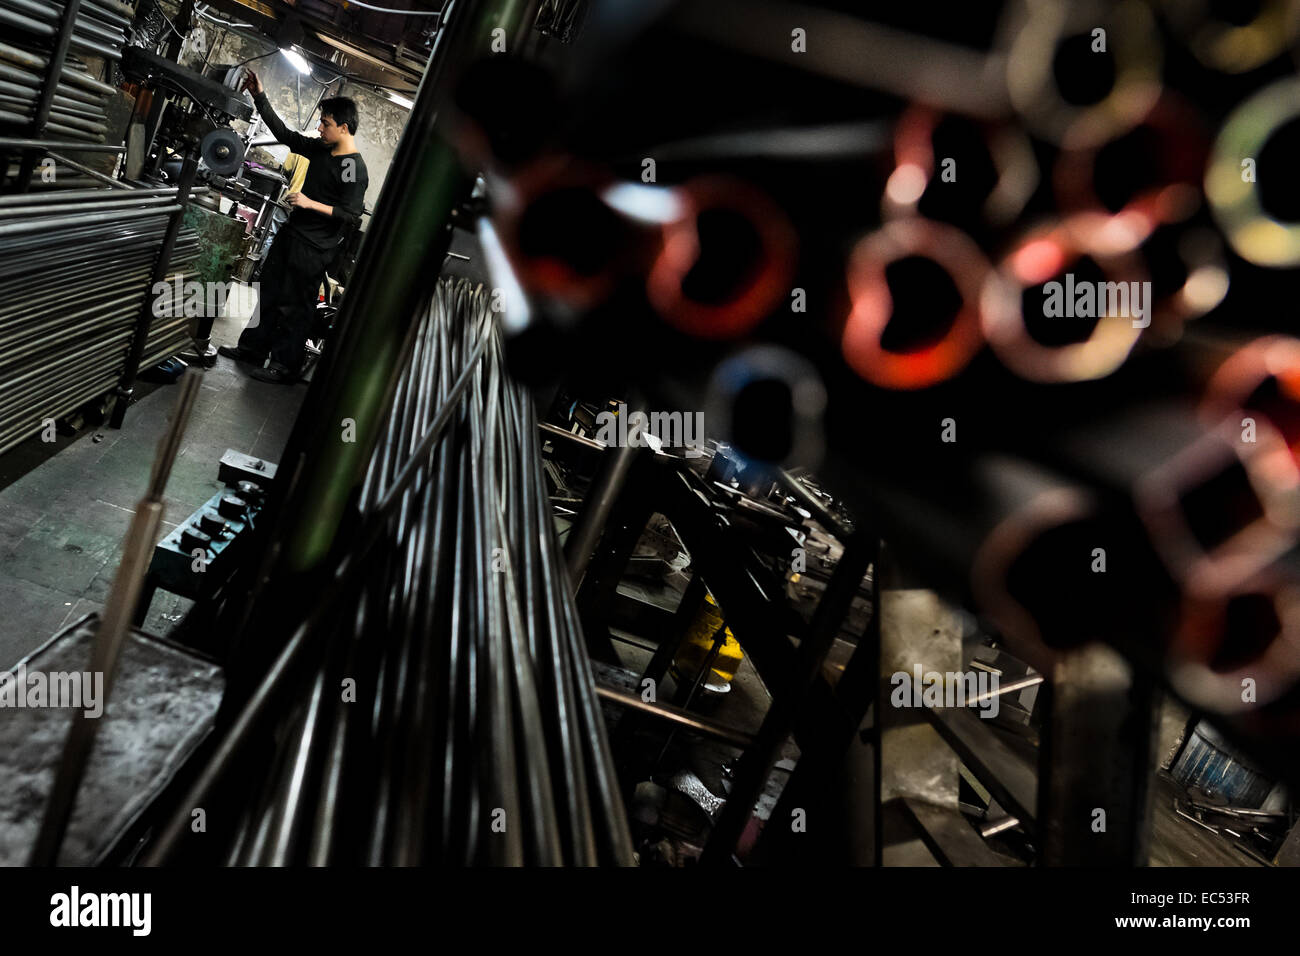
left=243, top=69, right=320, bottom=158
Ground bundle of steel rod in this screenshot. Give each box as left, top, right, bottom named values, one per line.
left=0, top=0, right=131, bottom=63
left=143, top=276, right=635, bottom=866
left=0, top=21, right=122, bottom=145
left=1, top=164, right=102, bottom=189
left=0, top=186, right=200, bottom=454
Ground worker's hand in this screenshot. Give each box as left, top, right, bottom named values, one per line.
left=285, top=191, right=315, bottom=210
left=242, top=68, right=264, bottom=96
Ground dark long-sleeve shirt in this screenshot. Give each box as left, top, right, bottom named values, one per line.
left=253, top=90, right=368, bottom=251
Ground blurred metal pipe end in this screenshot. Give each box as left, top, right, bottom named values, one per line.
left=1163, top=0, right=1300, bottom=75
left=1054, top=93, right=1210, bottom=259
left=1001, top=0, right=1163, bottom=149
left=489, top=157, right=636, bottom=312
left=646, top=176, right=797, bottom=340
left=969, top=474, right=1103, bottom=674
left=1200, top=335, right=1300, bottom=454
left=980, top=217, right=1148, bottom=384
left=1170, top=566, right=1300, bottom=714
left=883, top=106, right=1038, bottom=229
left=1140, top=226, right=1229, bottom=342
left=703, top=343, right=826, bottom=472
left=1134, top=415, right=1300, bottom=596
left=841, top=217, right=989, bottom=390
left=1206, top=77, right=1300, bottom=268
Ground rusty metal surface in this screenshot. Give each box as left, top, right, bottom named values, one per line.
left=183, top=202, right=249, bottom=284
left=0, top=613, right=223, bottom=865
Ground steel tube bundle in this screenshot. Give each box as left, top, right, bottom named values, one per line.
left=142, top=277, right=635, bottom=866
left=0, top=189, right=199, bottom=455
left=0, top=0, right=126, bottom=150
left=0, top=0, right=127, bottom=61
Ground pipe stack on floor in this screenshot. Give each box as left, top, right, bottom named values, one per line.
left=0, top=187, right=200, bottom=455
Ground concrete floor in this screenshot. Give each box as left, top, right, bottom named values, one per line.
left=0, top=291, right=305, bottom=667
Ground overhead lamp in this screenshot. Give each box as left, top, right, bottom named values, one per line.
left=280, top=47, right=311, bottom=74
left=386, top=91, right=414, bottom=109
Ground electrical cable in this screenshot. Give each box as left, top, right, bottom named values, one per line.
left=194, top=1, right=252, bottom=28
left=229, top=48, right=278, bottom=70
left=150, top=0, right=185, bottom=38
left=337, top=0, right=446, bottom=16
left=152, top=75, right=221, bottom=126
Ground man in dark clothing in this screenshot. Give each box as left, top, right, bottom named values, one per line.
left=219, top=69, right=368, bottom=384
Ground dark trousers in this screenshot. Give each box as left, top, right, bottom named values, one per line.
left=239, top=228, right=333, bottom=373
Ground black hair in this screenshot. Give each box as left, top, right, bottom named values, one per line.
left=319, top=96, right=359, bottom=135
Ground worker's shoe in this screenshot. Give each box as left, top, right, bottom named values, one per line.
left=249, top=361, right=300, bottom=385
left=217, top=345, right=257, bottom=361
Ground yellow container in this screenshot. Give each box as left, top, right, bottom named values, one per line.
left=672, top=591, right=743, bottom=687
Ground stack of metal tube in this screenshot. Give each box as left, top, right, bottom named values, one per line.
left=0, top=186, right=199, bottom=455
left=204, top=278, right=635, bottom=866
left=0, top=0, right=132, bottom=63
left=0, top=0, right=131, bottom=148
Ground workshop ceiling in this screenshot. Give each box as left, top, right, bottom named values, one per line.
left=201, top=0, right=442, bottom=91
